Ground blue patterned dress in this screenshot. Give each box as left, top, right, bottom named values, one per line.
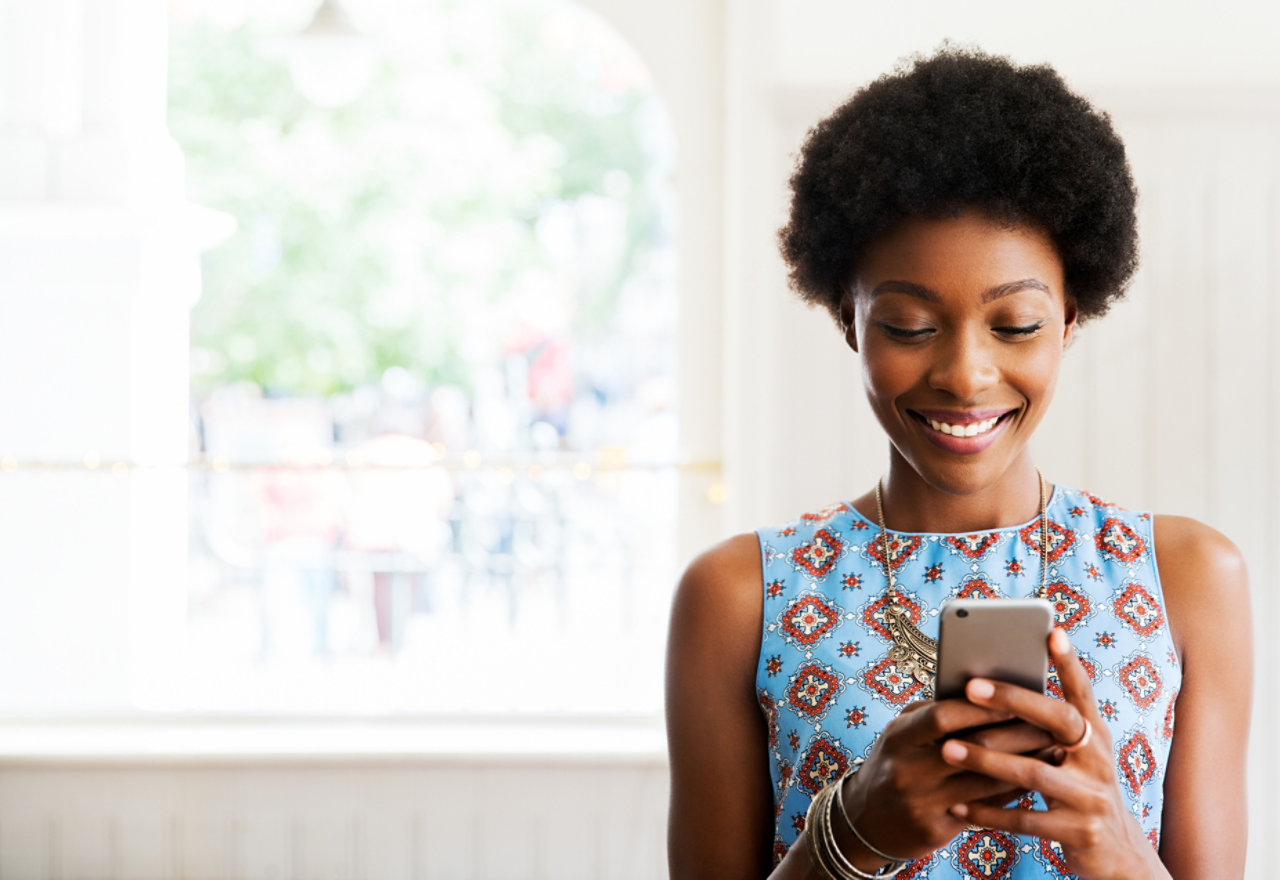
left=755, top=485, right=1178, bottom=879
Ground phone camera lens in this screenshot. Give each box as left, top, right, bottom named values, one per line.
left=956, top=608, right=969, bottom=618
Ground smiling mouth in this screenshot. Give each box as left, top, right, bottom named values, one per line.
left=909, top=410, right=1017, bottom=438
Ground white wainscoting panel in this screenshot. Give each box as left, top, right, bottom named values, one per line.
left=0, top=760, right=670, bottom=880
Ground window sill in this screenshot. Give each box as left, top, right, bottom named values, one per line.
left=0, top=716, right=668, bottom=766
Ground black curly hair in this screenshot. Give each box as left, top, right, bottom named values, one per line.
left=778, top=47, right=1138, bottom=323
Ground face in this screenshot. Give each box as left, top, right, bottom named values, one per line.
left=844, top=211, right=1076, bottom=497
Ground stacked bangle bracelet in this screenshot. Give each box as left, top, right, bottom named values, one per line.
left=804, top=767, right=909, bottom=880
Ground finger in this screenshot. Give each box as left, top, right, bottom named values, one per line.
left=939, top=739, right=1079, bottom=802
left=894, top=697, right=1013, bottom=744
left=936, top=770, right=1032, bottom=811
left=948, top=800, right=1063, bottom=841
left=963, top=677, right=1086, bottom=750
left=1048, top=628, right=1098, bottom=718
left=960, top=721, right=1055, bottom=755
left=972, top=788, right=1033, bottom=810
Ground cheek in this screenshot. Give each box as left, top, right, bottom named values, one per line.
left=861, top=347, right=915, bottom=408
left=1011, top=345, right=1065, bottom=402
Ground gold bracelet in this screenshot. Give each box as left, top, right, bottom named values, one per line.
left=834, top=768, right=911, bottom=866
left=805, top=779, right=908, bottom=880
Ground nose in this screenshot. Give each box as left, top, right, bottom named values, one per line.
left=928, top=330, right=999, bottom=400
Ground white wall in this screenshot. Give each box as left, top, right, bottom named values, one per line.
left=0, top=0, right=193, bottom=713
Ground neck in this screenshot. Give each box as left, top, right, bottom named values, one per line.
left=873, top=454, right=1044, bottom=533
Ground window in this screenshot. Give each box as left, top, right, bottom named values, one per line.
left=168, top=0, right=679, bottom=715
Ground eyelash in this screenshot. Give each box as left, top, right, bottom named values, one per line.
left=878, top=321, right=1045, bottom=340
left=879, top=324, right=932, bottom=339
left=995, top=322, right=1045, bottom=337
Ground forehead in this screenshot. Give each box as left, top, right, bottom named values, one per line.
left=854, top=212, right=1065, bottom=299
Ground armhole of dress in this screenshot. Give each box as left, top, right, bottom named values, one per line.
left=753, top=529, right=771, bottom=691
left=1143, top=512, right=1180, bottom=666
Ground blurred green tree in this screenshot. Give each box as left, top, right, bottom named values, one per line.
left=168, top=0, right=671, bottom=399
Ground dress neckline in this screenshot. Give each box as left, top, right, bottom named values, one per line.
left=844, top=483, right=1061, bottom=538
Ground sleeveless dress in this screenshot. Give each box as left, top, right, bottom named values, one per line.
left=755, top=485, right=1178, bottom=879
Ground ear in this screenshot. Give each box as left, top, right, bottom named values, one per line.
left=839, top=295, right=859, bottom=353
left=1062, top=295, right=1078, bottom=348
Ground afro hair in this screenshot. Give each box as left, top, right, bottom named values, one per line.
left=778, top=47, right=1138, bottom=323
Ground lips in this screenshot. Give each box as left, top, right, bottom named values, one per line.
left=907, top=408, right=1018, bottom=453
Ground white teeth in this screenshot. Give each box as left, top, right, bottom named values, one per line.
left=926, top=416, right=1000, bottom=437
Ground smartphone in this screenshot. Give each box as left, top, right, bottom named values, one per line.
left=934, top=598, right=1053, bottom=701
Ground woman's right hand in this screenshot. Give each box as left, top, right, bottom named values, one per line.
left=837, top=695, right=1058, bottom=862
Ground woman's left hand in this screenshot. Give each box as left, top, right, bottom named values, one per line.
left=939, top=627, right=1168, bottom=880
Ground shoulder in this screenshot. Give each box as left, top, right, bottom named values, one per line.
left=681, top=531, right=763, bottom=590
left=1152, top=514, right=1248, bottom=591
left=1151, top=514, right=1251, bottom=660
left=668, top=533, right=764, bottom=660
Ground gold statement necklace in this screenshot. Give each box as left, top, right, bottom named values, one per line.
left=874, top=470, right=1049, bottom=697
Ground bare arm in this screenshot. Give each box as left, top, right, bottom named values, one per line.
left=1153, top=515, right=1252, bottom=878
left=665, top=534, right=776, bottom=879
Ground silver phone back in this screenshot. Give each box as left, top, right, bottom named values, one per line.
left=935, top=598, right=1053, bottom=700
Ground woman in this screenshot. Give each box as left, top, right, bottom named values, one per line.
left=665, top=49, right=1251, bottom=879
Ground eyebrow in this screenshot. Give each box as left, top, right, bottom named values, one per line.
left=870, top=278, right=1051, bottom=303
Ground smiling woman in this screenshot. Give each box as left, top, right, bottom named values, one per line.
left=666, top=47, right=1251, bottom=880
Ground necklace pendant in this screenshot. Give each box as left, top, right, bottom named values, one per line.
left=886, top=644, right=934, bottom=685
left=874, top=469, right=1049, bottom=702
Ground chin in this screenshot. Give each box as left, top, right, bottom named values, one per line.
left=897, top=449, right=1021, bottom=497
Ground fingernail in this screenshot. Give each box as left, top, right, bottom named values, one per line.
left=941, top=740, right=967, bottom=762
left=950, top=803, right=970, bottom=819
left=1050, top=629, right=1069, bottom=653
left=1051, top=747, right=1067, bottom=765
left=968, top=679, right=995, bottom=699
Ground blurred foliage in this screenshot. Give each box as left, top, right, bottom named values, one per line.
left=168, top=0, right=670, bottom=397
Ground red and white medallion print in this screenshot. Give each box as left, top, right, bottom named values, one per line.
left=790, top=527, right=845, bottom=578
left=1097, top=517, right=1146, bottom=564
left=955, top=829, right=1019, bottom=879
left=1033, top=838, right=1076, bottom=878
left=955, top=574, right=1001, bottom=600
left=862, top=655, right=926, bottom=706
left=796, top=734, right=851, bottom=795
left=1019, top=519, right=1076, bottom=562
left=865, top=533, right=923, bottom=573
left=1045, top=579, right=1091, bottom=631
left=1047, top=652, right=1099, bottom=701
left=861, top=591, right=925, bottom=642
left=895, top=854, right=937, bottom=879
left=1113, top=581, right=1165, bottom=637
left=945, top=532, right=1002, bottom=560
left=1117, top=653, right=1163, bottom=712
left=779, top=594, right=844, bottom=648
left=801, top=502, right=851, bottom=523
left=785, top=661, right=845, bottom=721
left=1118, top=730, right=1158, bottom=796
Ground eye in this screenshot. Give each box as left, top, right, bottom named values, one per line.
left=878, top=322, right=934, bottom=340
left=993, top=321, right=1045, bottom=338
